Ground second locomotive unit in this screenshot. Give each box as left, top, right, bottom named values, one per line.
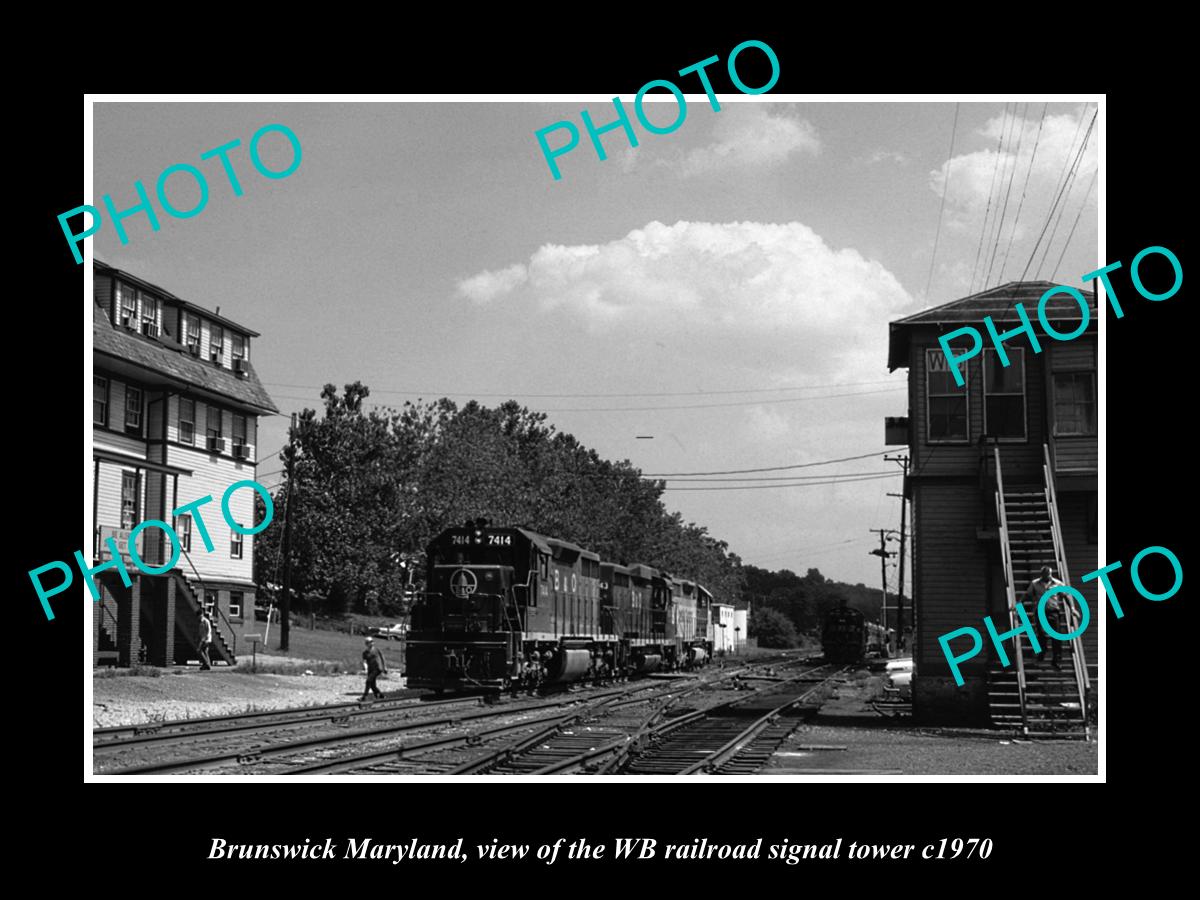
left=405, top=522, right=715, bottom=693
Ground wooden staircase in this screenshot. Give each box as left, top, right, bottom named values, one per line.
left=172, top=571, right=236, bottom=666
left=989, top=446, right=1091, bottom=740
left=95, top=595, right=120, bottom=666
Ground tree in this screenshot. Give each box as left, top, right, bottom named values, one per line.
left=750, top=607, right=799, bottom=649
left=254, top=385, right=749, bottom=617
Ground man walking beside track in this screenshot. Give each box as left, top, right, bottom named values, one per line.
left=1024, top=566, right=1068, bottom=669
left=361, top=636, right=387, bottom=701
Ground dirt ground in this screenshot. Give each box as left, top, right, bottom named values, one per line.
left=92, top=665, right=411, bottom=728
left=767, top=672, right=1098, bottom=776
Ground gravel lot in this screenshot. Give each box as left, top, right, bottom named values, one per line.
left=768, top=673, right=1098, bottom=776
left=92, top=665, right=411, bottom=728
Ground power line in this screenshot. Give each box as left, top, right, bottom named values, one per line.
left=924, top=102, right=959, bottom=301
left=1049, top=168, right=1098, bottom=280
left=268, top=386, right=906, bottom=414
left=984, top=102, right=1027, bottom=288
left=1021, top=107, right=1096, bottom=282
left=1034, top=115, right=1096, bottom=280
left=663, top=472, right=900, bottom=492
left=660, top=470, right=898, bottom=483
left=259, top=378, right=900, bottom=400
left=969, top=103, right=1011, bottom=294
left=644, top=450, right=889, bottom=477
left=999, top=102, right=1047, bottom=283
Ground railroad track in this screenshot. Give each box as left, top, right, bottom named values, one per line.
left=618, top=664, right=847, bottom=775
left=93, top=693, right=481, bottom=753
left=278, top=657, right=813, bottom=775
left=94, top=655, right=815, bottom=776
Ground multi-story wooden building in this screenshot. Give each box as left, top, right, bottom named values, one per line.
left=887, top=282, right=1098, bottom=734
left=92, top=260, right=278, bottom=667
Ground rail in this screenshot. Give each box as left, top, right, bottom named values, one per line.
left=178, top=546, right=236, bottom=658
left=994, top=448, right=1029, bottom=735
left=1043, top=443, right=1091, bottom=712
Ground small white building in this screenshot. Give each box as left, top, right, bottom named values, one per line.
left=732, top=607, right=748, bottom=652
left=712, top=603, right=735, bottom=654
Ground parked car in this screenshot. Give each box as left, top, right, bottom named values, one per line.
left=883, top=657, right=913, bottom=699
left=370, top=622, right=408, bottom=641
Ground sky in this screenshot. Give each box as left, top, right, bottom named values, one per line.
left=90, top=98, right=1099, bottom=589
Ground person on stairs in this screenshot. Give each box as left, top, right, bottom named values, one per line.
left=1023, top=566, right=1067, bottom=669
left=198, top=610, right=213, bottom=670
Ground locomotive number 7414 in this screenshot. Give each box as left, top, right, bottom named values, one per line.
left=487, top=535, right=512, bottom=545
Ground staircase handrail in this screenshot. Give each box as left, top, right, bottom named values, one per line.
left=1043, top=444, right=1091, bottom=713
left=994, top=447, right=1029, bottom=735
left=178, top=546, right=237, bottom=658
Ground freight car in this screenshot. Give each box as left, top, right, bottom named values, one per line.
left=405, top=522, right=715, bottom=693
left=821, top=606, right=868, bottom=664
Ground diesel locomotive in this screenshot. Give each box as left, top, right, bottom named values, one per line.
left=405, top=522, right=715, bottom=693
left=821, top=606, right=890, bottom=664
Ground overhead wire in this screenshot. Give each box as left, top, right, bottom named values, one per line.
left=923, top=102, right=960, bottom=301
left=999, top=102, right=1047, bottom=282
left=1034, top=114, right=1096, bottom=279
left=1020, top=107, right=1096, bottom=282
left=984, top=102, right=1027, bottom=288
left=663, top=472, right=900, bottom=492
left=259, top=378, right=901, bottom=400
left=969, top=103, right=1011, bottom=294
left=1049, top=168, right=1098, bottom=280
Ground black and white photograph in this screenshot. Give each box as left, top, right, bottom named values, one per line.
left=78, top=92, right=1109, bottom=781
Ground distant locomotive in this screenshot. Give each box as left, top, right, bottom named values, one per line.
left=822, top=606, right=868, bottom=664
left=405, top=522, right=716, bottom=693
left=821, top=607, right=891, bottom=664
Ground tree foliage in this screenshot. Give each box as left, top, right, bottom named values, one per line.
left=749, top=607, right=800, bottom=648
left=255, top=384, right=746, bottom=616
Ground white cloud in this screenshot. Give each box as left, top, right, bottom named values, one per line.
left=931, top=109, right=1097, bottom=225
left=924, top=106, right=1099, bottom=294
left=455, top=220, right=914, bottom=380
left=867, top=149, right=909, bottom=165
left=456, top=263, right=527, bottom=304
left=671, top=105, right=819, bottom=177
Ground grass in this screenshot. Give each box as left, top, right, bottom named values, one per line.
left=253, top=624, right=406, bottom=670
left=94, top=663, right=175, bottom=678
left=234, top=659, right=348, bottom=676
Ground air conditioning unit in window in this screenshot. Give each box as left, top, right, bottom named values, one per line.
left=207, top=436, right=227, bottom=453
left=187, top=343, right=201, bottom=357
left=232, top=357, right=248, bottom=376
left=233, top=443, right=250, bottom=460
left=210, top=352, right=222, bottom=366
left=141, top=322, right=160, bottom=338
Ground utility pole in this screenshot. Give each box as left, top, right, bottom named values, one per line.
left=869, top=528, right=897, bottom=651
left=886, top=453, right=910, bottom=652
left=280, top=413, right=298, bottom=652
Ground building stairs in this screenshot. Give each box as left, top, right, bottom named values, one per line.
left=990, top=447, right=1091, bottom=740
left=173, top=571, right=236, bottom=666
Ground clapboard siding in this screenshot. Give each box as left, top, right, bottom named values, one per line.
left=1050, top=342, right=1095, bottom=370
left=913, top=481, right=990, bottom=675
left=1058, top=491, right=1100, bottom=663
left=95, top=463, right=129, bottom=535
left=1053, top=436, right=1097, bottom=472
left=1047, top=339, right=1098, bottom=474
left=165, top=394, right=259, bottom=462
left=165, top=444, right=259, bottom=585
left=95, top=274, right=113, bottom=315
